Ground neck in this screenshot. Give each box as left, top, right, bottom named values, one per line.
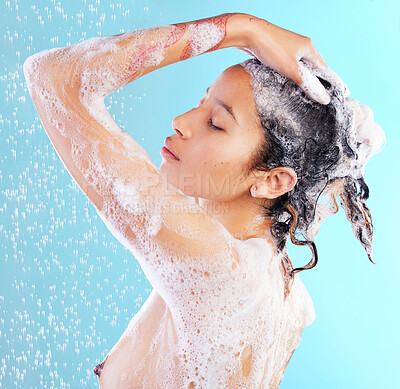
left=197, top=195, right=273, bottom=242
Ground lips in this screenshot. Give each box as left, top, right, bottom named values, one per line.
left=164, top=138, right=180, bottom=160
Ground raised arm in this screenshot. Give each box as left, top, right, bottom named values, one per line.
left=23, top=13, right=329, bottom=303
left=22, top=13, right=250, bottom=210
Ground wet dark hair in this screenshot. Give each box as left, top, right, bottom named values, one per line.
left=240, top=58, right=381, bottom=288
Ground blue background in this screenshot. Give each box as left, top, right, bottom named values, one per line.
left=1, top=0, right=398, bottom=387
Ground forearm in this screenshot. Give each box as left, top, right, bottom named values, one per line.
left=24, top=13, right=252, bottom=100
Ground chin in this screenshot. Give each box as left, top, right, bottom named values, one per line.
left=158, top=162, right=203, bottom=198
left=159, top=163, right=181, bottom=190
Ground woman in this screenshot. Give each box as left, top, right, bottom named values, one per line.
left=23, top=12, right=384, bottom=388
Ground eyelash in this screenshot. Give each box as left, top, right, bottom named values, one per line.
left=207, top=119, right=224, bottom=131
left=192, top=105, right=224, bottom=131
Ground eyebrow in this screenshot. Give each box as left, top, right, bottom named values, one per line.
left=205, top=87, right=238, bottom=125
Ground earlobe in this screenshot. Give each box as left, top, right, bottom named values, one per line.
left=251, top=168, right=297, bottom=199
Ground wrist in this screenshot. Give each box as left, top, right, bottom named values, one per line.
left=222, top=13, right=259, bottom=49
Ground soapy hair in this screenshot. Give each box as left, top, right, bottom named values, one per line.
left=240, top=58, right=385, bottom=278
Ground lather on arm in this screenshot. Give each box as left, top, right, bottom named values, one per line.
left=23, top=13, right=330, bottom=302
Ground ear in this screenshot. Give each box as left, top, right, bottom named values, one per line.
left=251, top=167, right=297, bottom=199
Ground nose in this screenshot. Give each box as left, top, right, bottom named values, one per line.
left=171, top=110, right=194, bottom=139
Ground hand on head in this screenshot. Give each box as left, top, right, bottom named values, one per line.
left=240, top=15, right=349, bottom=105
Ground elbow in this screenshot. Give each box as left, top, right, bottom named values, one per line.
left=23, top=51, right=63, bottom=126
left=23, top=51, right=48, bottom=93
left=23, top=48, right=60, bottom=92
left=23, top=55, right=37, bottom=93
left=23, top=53, right=52, bottom=115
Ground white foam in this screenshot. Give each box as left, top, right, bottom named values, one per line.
left=186, top=21, right=225, bottom=57
left=114, top=237, right=315, bottom=387
left=346, top=97, right=386, bottom=179
left=299, top=62, right=330, bottom=105
left=312, top=65, right=351, bottom=97
left=293, top=273, right=316, bottom=327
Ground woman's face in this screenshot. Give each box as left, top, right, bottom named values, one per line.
left=159, top=65, right=264, bottom=201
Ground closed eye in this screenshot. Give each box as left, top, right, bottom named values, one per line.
left=208, top=119, right=224, bottom=131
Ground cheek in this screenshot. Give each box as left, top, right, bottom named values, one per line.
left=175, top=155, right=233, bottom=198
left=182, top=141, right=221, bottom=173
left=161, top=137, right=253, bottom=198
left=201, top=156, right=248, bottom=198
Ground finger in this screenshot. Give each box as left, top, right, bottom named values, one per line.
left=302, top=48, right=327, bottom=69
left=312, top=66, right=351, bottom=97
left=298, top=62, right=330, bottom=105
